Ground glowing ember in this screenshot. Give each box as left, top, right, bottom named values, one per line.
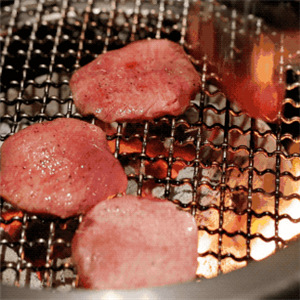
left=197, top=231, right=215, bottom=254
left=1, top=210, right=23, bottom=222
left=197, top=255, right=218, bottom=279
left=145, top=160, right=168, bottom=179
left=107, top=138, right=142, bottom=154
left=37, top=272, right=43, bottom=282
left=0, top=211, right=23, bottom=239
left=221, top=258, right=247, bottom=275
left=250, top=238, right=276, bottom=261
left=195, top=141, right=300, bottom=276
left=279, top=198, right=300, bottom=220
left=278, top=157, right=300, bottom=241
left=249, top=151, right=300, bottom=261
left=251, top=216, right=275, bottom=238
left=279, top=219, right=300, bottom=241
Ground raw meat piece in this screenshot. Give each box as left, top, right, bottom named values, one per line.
left=69, top=39, right=201, bottom=123
left=72, top=195, right=198, bottom=290
left=0, top=118, right=128, bottom=219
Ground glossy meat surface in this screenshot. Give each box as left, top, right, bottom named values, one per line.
left=69, top=39, right=201, bottom=123
left=0, top=118, right=128, bottom=219
left=72, top=195, right=198, bottom=290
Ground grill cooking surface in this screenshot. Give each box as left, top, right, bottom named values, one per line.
left=1, top=0, right=300, bottom=291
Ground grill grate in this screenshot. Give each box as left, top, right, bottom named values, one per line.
left=1, top=0, right=300, bottom=291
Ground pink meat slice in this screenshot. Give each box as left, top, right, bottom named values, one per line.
left=69, top=39, right=201, bottom=123
left=0, top=118, right=128, bottom=219
left=71, top=195, right=199, bottom=290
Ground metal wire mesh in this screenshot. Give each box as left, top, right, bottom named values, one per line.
left=0, top=0, right=299, bottom=291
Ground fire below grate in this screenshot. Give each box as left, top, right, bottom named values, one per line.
left=1, top=0, right=300, bottom=293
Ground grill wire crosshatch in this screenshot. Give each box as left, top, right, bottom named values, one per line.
left=0, top=0, right=300, bottom=293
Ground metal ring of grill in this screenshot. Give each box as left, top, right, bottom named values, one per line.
left=0, top=0, right=299, bottom=297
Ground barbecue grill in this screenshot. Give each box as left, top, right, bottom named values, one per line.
left=1, top=0, right=299, bottom=299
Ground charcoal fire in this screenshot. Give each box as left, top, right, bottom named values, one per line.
left=0, top=0, right=299, bottom=293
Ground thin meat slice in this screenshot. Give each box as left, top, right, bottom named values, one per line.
left=72, top=195, right=198, bottom=290
left=0, top=118, right=128, bottom=219
left=69, top=39, right=201, bottom=123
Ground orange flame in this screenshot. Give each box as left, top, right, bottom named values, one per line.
left=252, top=35, right=275, bottom=89
left=220, top=33, right=285, bottom=122
left=196, top=149, right=300, bottom=276
left=246, top=154, right=300, bottom=261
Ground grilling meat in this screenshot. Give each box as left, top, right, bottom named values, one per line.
left=72, top=195, right=198, bottom=290
left=0, top=118, right=128, bottom=219
left=69, top=39, right=201, bottom=123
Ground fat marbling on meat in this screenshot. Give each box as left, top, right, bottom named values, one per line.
left=72, top=195, right=198, bottom=290
left=69, top=39, right=201, bottom=123
left=0, top=118, right=128, bottom=219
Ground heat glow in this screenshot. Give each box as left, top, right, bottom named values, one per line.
left=252, top=35, right=275, bottom=89
left=0, top=211, right=23, bottom=239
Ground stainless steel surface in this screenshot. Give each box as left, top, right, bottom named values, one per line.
left=1, top=0, right=300, bottom=297
left=2, top=239, right=299, bottom=299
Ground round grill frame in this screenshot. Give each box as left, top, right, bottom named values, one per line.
left=0, top=0, right=299, bottom=296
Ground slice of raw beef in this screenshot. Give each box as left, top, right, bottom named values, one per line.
left=0, top=118, right=128, bottom=219
left=69, top=39, right=201, bottom=123
left=72, top=195, right=198, bottom=290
